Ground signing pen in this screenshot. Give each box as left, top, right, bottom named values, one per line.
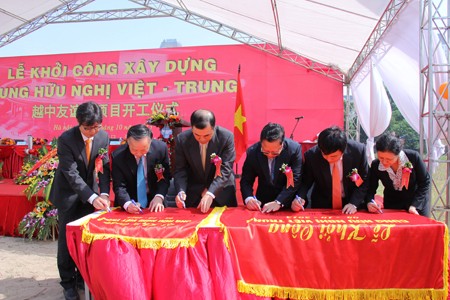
left=370, top=199, right=383, bottom=214
left=131, top=199, right=143, bottom=213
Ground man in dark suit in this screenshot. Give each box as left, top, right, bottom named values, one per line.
left=294, top=126, right=369, bottom=214
left=49, top=101, right=111, bottom=300
left=240, top=123, right=302, bottom=213
left=112, top=124, right=171, bottom=213
left=174, top=109, right=237, bottom=213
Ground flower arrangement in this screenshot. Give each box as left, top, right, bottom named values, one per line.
left=18, top=200, right=58, bottom=240
left=0, top=137, right=15, bottom=145
left=147, top=110, right=181, bottom=128
left=15, top=138, right=59, bottom=240
left=210, top=153, right=222, bottom=178
left=347, top=168, right=363, bottom=187
left=33, top=137, right=48, bottom=145
left=279, top=163, right=294, bottom=188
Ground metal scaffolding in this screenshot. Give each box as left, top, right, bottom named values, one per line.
left=420, top=0, right=450, bottom=223
left=1, top=0, right=447, bottom=221
left=0, top=0, right=94, bottom=47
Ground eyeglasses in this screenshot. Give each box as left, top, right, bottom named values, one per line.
left=261, top=145, right=283, bottom=156
left=83, top=124, right=102, bottom=131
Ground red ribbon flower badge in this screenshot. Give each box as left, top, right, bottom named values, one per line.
left=95, top=148, right=108, bottom=175
left=154, top=164, right=165, bottom=182
left=401, top=162, right=413, bottom=190
left=347, top=168, right=363, bottom=187
left=279, top=163, right=294, bottom=188
left=210, top=153, right=222, bottom=178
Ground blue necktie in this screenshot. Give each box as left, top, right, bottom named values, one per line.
left=137, top=157, right=148, bottom=208
left=269, top=158, right=275, bottom=182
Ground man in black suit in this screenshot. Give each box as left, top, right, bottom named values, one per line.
left=294, top=126, right=369, bottom=214
left=174, top=109, right=237, bottom=213
left=240, top=123, right=302, bottom=213
left=49, top=101, right=111, bottom=300
left=112, top=124, right=171, bottom=213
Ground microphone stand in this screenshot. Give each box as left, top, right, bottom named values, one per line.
left=289, top=118, right=302, bottom=140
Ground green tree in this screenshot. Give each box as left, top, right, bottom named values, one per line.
left=387, top=98, right=419, bottom=151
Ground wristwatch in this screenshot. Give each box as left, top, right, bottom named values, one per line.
left=275, top=200, right=284, bottom=208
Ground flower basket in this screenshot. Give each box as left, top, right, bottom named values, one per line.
left=18, top=199, right=58, bottom=241
left=15, top=138, right=59, bottom=241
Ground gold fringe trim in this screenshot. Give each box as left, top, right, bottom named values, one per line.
left=237, top=280, right=448, bottom=300
left=213, top=206, right=230, bottom=251
left=79, top=208, right=225, bottom=249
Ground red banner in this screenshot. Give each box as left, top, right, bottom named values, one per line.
left=219, top=208, right=448, bottom=299
left=0, top=45, right=342, bottom=164
left=67, top=208, right=249, bottom=300
left=81, top=208, right=216, bottom=249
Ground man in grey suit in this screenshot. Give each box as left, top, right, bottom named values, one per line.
left=294, top=126, right=369, bottom=214
left=174, top=109, right=237, bottom=213
left=112, top=124, right=171, bottom=213
left=49, top=101, right=111, bottom=300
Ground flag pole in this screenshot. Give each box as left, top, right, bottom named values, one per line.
left=236, top=64, right=240, bottom=178
left=234, top=64, right=245, bottom=178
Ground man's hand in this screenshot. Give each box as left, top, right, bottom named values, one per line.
left=149, top=196, right=164, bottom=212
left=197, top=194, right=213, bottom=213
left=262, top=201, right=281, bottom=213
left=291, top=197, right=305, bottom=212
left=93, top=196, right=110, bottom=212
left=175, top=192, right=186, bottom=209
left=246, top=197, right=261, bottom=211
left=342, top=203, right=357, bottom=214
left=127, top=201, right=142, bottom=214
left=408, top=206, right=419, bottom=215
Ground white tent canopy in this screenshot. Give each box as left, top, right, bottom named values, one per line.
left=0, top=0, right=396, bottom=78
left=0, top=0, right=429, bottom=146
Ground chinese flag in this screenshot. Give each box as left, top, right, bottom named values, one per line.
left=234, top=66, right=248, bottom=163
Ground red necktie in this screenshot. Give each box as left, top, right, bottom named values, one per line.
left=332, top=163, right=342, bottom=209
left=85, top=139, right=91, bottom=164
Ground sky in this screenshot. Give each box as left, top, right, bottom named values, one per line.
left=0, top=0, right=237, bottom=58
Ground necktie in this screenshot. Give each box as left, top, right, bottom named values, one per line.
left=269, top=158, right=276, bottom=182
left=332, top=163, right=342, bottom=209
left=201, top=143, right=207, bottom=170
left=137, top=157, right=148, bottom=208
left=85, top=139, right=91, bottom=164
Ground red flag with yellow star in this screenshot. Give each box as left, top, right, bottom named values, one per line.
left=234, top=66, right=248, bottom=163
